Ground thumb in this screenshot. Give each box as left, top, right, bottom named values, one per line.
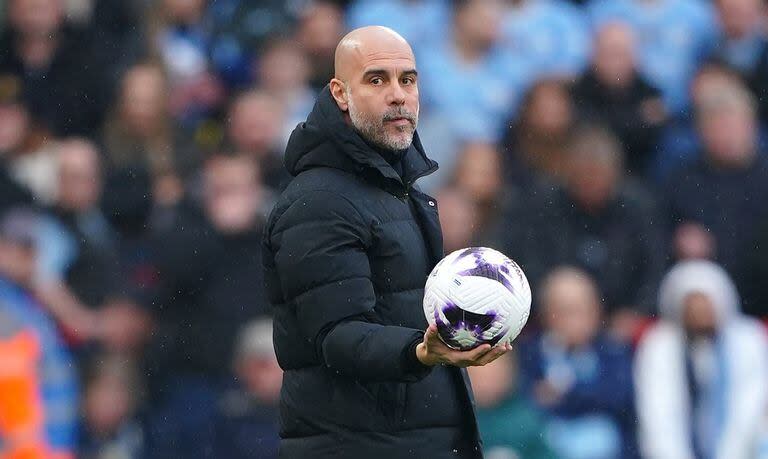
left=424, top=323, right=438, bottom=339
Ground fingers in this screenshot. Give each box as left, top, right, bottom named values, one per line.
left=463, top=343, right=492, bottom=362
left=424, top=324, right=438, bottom=341
left=474, top=342, right=510, bottom=366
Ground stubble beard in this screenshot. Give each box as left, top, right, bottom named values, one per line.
left=346, top=87, right=418, bottom=152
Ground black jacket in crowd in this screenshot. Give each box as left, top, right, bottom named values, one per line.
left=262, top=87, right=482, bottom=459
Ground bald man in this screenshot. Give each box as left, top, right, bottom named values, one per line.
left=263, top=27, right=504, bottom=458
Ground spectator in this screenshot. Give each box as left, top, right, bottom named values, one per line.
left=79, top=354, right=145, bottom=459
left=635, top=260, right=768, bottom=458
left=713, top=0, right=767, bottom=78
left=717, top=0, right=768, bottom=122
left=213, top=319, right=282, bottom=459
left=451, top=142, right=525, bottom=248
left=296, top=1, right=345, bottom=91
left=502, top=79, right=575, bottom=186
left=518, top=267, right=637, bottom=459
left=255, top=38, right=315, bottom=147
left=0, top=0, right=110, bottom=136
left=506, top=126, right=666, bottom=325
left=145, top=0, right=225, bottom=128
left=418, top=0, right=533, bottom=142
left=147, top=153, right=270, bottom=458
left=589, top=0, right=718, bottom=114
left=502, top=0, right=591, bottom=77
left=0, top=208, right=79, bottom=458
left=103, top=62, right=194, bottom=207
left=435, top=187, right=479, bottom=253
left=572, top=22, right=667, bottom=176
left=468, top=351, right=556, bottom=459
left=0, top=76, right=35, bottom=213
left=665, top=82, right=768, bottom=315
left=654, top=62, right=747, bottom=181
left=206, top=0, right=305, bottom=88
left=346, top=0, right=450, bottom=51
left=50, top=139, right=118, bottom=307
left=226, top=90, right=291, bottom=192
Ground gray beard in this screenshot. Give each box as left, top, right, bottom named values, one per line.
left=346, top=90, right=417, bottom=152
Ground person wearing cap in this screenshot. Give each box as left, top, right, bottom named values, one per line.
left=635, top=260, right=768, bottom=458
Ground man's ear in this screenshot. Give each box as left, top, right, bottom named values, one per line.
left=330, top=78, right=349, bottom=112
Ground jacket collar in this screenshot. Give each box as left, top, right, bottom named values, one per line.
left=285, top=86, right=438, bottom=192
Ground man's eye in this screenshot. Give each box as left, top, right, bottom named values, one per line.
left=371, top=77, right=383, bottom=85
left=402, top=77, right=415, bottom=85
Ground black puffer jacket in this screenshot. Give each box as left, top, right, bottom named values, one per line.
left=263, top=88, right=482, bottom=459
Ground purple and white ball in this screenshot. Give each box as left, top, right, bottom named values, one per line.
left=423, top=247, right=532, bottom=351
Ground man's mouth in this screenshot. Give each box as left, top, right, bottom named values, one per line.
left=385, top=116, right=413, bottom=127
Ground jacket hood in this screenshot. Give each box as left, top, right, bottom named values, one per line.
left=284, top=86, right=437, bottom=189
left=658, top=260, right=740, bottom=326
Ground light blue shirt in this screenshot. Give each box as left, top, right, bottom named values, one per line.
left=346, top=0, right=451, bottom=51
left=416, top=42, right=535, bottom=142
left=503, top=0, right=592, bottom=78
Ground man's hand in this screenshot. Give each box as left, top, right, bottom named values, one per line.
left=415, top=324, right=511, bottom=368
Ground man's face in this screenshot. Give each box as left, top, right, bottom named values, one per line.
left=203, top=157, right=262, bottom=234
left=345, top=65, right=419, bottom=151
left=228, top=93, right=283, bottom=157
left=8, top=0, right=63, bottom=38
left=57, top=142, right=102, bottom=212
left=699, top=102, right=757, bottom=168
left=543, top=273, right=601, bottom=348
left=717, top=0, right=762, bottom=38
left=683, top=292, right=718, bottom=337
left=332, top=31, right=420, bottom=152
left=593, top=23, right=636, bottom=87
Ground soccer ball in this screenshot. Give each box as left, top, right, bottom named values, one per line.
left=423, top=247, right=531, bottom=351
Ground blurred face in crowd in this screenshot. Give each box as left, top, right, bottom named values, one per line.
left=682, top=292, right=718, bottom=337
left=228, top=91, right=284, bottom=157
left=593, top=22, right=636, bottom=88
left=468, top=352, right=516, bottom=408
left=0, top=104, right=29, bottom=154
left=331, top=27, right=419, bottom=151
left=523, top=81, right=573, bottom=136
left=297, top=2, right=344, bottom=58
left=541, top=268, right=602, bottom=348
left=119, top=65, right=169, bottom=138
left=236, top=354, right=283, bottom=404
left=690, top=65, right=742, bottom=107
left=84, top=364, right=136, bottom=436
left=0, top=239, right=36, bottom=287
left=566, top=131, right=622, bottom=212
left=454, top=143, right=503, bottom=204
left=57, top=139, right=102, bottom=213
left=257, top=40, right=311, bottom=94
left=717, top=0, right=763, bottom=38
left=697, top=89, right=757, bottom=169
left=8, top=0, right=63, bottom=38
left=454, top=0, right=504, bottom=52
left=203, top=156, right=262, bottom=234
left=437, top=188, right=478, bottom=253
left=162, top=0, right=206, bottom=25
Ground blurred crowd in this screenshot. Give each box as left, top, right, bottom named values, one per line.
left=2, top=0, right=768, bottom=458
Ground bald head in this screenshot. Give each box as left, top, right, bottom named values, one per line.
left=329, top=26, right=420, bottom=152
left=334, top=26, right=414, bottom=82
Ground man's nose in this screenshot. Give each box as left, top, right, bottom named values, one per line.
left=387, top=81, right=406, bottom=105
